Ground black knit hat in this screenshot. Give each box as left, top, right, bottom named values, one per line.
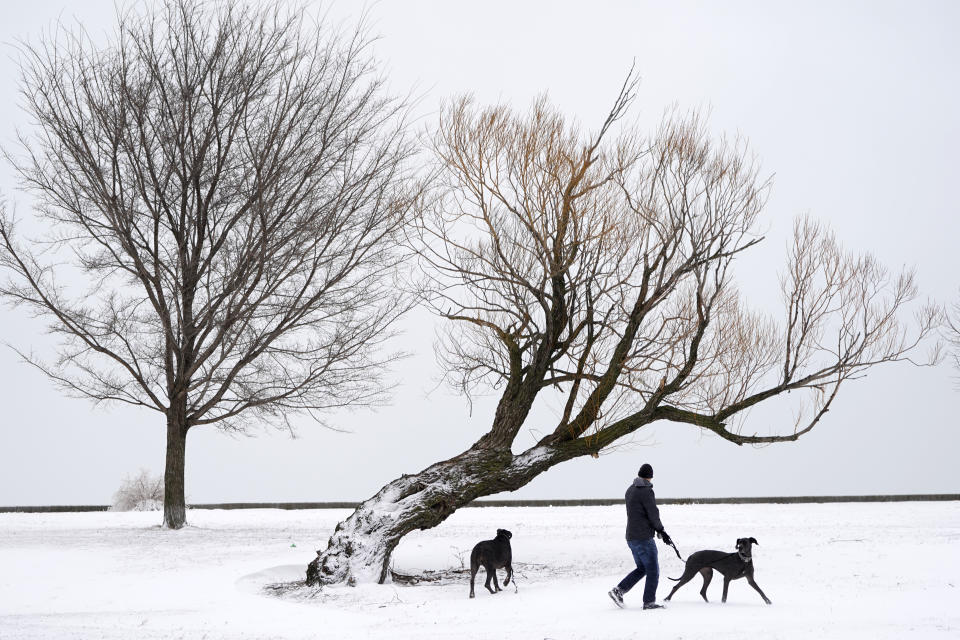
left=638, top=463, right=653, bottom=479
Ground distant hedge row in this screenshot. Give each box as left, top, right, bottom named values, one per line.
left=2, top=494, right=957, bottom=513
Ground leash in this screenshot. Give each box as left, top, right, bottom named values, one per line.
left=666, top=539, right=684, bottom=562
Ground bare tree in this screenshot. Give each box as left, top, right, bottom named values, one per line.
left=0, top=0, right=419, bottom=529
left=305, top=77, right=939, bottom=586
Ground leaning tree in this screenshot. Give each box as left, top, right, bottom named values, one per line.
left=305, top=77, right=938, bottom=585
left=0, top=0, right=419, bottom=528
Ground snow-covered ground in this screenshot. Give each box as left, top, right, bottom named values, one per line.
left=1, top=502, right=957, bottom=639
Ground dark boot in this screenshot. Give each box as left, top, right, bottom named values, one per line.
left=608, top=587, right=625, bottom=608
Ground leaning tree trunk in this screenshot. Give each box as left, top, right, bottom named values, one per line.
left=163, top=406, right=188, bottom=529
left=305, top=444, right=570, bottom=586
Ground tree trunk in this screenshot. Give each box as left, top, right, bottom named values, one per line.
left=163, top=408, right=188, bottom=529
left=305, top=444, right=568, bottom=586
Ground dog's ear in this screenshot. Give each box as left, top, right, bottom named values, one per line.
left=735, top=538, right=743, bottom=547
left=749, top=537, right=759, bottom=545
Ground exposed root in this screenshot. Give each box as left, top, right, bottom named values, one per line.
left=262, top=580, right=327, bottom=602
left=389, top=562, right=559, bottom=587
left=390, top=567, right=471, bottom=585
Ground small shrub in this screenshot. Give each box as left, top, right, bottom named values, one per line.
left=111, top=469, right=164, bottom=511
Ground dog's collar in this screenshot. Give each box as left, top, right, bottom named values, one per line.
left=738, top=551, right=752, bottom=562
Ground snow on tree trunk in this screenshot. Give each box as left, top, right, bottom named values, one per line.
left=306, top=445, right=562, bottom=585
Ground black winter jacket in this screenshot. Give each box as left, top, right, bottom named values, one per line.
left=624, top=477, right=663, bottom=541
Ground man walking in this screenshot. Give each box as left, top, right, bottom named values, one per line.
left=608, top=463, right=671, bottom=610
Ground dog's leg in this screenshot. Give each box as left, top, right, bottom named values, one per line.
left=504, top=563, right=513, bottom=586
left=664, top=569, right=697, bottom=601
left=699, top=568, right=713, bottom=603
left=747, top=576, right=772, bottom=605
left=721, top=576, right=731, bottom=603
left=491, top=567, right=501, bottom=593
left=484, top=566, right=496, bottom=594
left=470, top=564, right=478, bottom=598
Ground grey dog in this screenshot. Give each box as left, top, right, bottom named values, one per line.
left=664, top=537, right=772, bottom=604
left=469, top=529, right=513, bottom=598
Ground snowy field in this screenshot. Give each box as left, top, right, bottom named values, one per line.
left=1, top=502, right=957, bottom=639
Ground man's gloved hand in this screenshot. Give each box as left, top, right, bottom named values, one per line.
left=657, top=529, right=672, bottom=546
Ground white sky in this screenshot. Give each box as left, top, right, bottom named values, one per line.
left=0, top=0, right=957, bottom=505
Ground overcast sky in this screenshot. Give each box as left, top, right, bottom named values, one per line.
left=1, top=0, right=957, bottom=506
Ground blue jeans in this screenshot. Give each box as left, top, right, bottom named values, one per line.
left=617, top=538, right=659, bottom=604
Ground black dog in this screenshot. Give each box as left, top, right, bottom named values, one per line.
left=469, top=528, right=513, bottom=598
left=664, top=537, right=772, bottom=604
